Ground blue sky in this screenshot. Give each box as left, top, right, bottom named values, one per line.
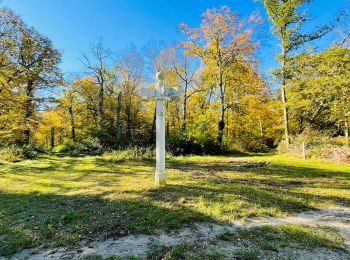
left=2, top=0, right=347, bottom=77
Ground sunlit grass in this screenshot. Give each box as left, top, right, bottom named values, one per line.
left=0, top=153, right=349, bottom=256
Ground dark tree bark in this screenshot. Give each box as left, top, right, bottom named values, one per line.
left=23, top=80, right=34, bottom=144
left=150, top=106, right=156, bottom=144
left=50, top=127, right=55, bottom=149
left=68, top=106, right=76, bottom=143
left=182, top=82, right=188, bottom=131
left=216, top=74, right=226, bottom=148
left=115, top=92, right=121, bottom=146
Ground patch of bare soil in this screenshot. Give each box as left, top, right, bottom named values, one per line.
left=4, top=206, right=350, bottom=260
left=247, top=205, right=350, bottom=250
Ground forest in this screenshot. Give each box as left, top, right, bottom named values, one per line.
left=0, top=1, right=350, bottom=161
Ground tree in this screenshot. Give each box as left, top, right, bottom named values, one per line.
left=81, top=40, right=112, bottom=135
left=0, top=7, right=62, bottom=144
left=117, top=45, right=144, bottom=144
left=291, top=46, right=350, bottom=145
left=60, top=82, right=79, bottom=143
left=170, top=48, right=199, bottom=131
left=262, top=0, right=332, bottom=149
left=180, top=6, right=258, bottom=147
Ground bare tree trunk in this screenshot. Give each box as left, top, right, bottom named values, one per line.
left=217, top=95, right=225, bottom=148
left=259, top=118, right=264, bottom=137
left=45, top=134, right=49, bottom=149
left=23, top=80, right=34, bottom=145
left=68, top=106, right=76, bottom=143
left=281, top=85, right=289, bottom=149
left=126, top=98, right=132, bottom=143
left=298, top=113, right=303, bottom=134
left=281, top=49, right=290, bottom=150
left=225, top=110, right=229, bottom=146
left=217, top=84, right=225, bottom=148
left=50, top=127, right=55, bottom=150
left=59, top=128, right=63, bottom=144
left=98, top=85, right=104, bottom=129
left=166, top=102, right=170, bottom=136
left=182, top=82, right=188, bottom=131
left=345, top=120, right=349, bottom=146
left=150, top=106, right=156, bottom=144
left=115, top=92, right=121, bottom=146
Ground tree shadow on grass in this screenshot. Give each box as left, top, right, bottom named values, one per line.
left=168, top=160, right=350, bottom=181
left=0, top=191, right=211, bottom=257
left=1, top=156, right=349, bottom=256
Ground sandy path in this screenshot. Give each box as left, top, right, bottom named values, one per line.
left=3, top=205, right=350, bottom=260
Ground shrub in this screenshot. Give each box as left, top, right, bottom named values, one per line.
left=238, top=135, right=269, bottom=152
left=0, top=145, right=41, bottom=163
left=52, top=140, right=76, bottom=153
left=167, top=133, right=221, bottom=155
left=277, top=128, right=350, bottom=163
left=0, top=147, right=21, bottom=162
left=317, top=146, right=350, bottom=163
left=101, top=147, right=156, bottom=162
left=74, top=137, right=104, bottom=155
left=20, top=145, right=40, bottom=159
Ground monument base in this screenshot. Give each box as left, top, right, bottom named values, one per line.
left=155, top=171, right=166, bottom=185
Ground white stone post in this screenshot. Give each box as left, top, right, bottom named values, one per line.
left=140, top=72, right=179, bottom=186
left=155, top=72, right=166, bottom=185
left=302, top=141, right=306, bottom=160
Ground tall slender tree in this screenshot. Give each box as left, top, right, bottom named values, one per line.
left=262, top=0, right=331, bottom=149
left=180, top=6, right=258, bottom=147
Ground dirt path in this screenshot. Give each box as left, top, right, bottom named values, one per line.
left=247, top=205, right=350, bottom=250
left=4, top=205, right=350, bottom=260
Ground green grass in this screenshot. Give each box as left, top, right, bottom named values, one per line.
left=0, top=153, right=349, bottom=256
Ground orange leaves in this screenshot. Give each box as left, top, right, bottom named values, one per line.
left=179, top=6, right=260, bottom=63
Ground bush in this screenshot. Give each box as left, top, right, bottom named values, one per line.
left=101, top=147, right=156, bottom=162
left=0, top=147, right=21, bottom=163
left=277, top=128, right=350, bottom=163
left=0, top=145, right=41, bottom=163
left=238, top=135, right=269, bottom=152
left=74, top=137, right=104, bottom=155
left=317, top=146, right=350, bottom=163
left=52, top=140, right=75, bottom=153
left=167, top=133, right=221, bottom=155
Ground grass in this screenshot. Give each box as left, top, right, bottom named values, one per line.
left=0, top=153, right=349, bottom=256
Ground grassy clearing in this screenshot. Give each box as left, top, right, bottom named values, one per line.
left=0, top=153, right=349, bottom=256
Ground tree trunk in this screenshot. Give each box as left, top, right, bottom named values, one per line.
left=115, top=92, right=121, bottom=146
left=345, top=120, right=349, bottom=146
left=150, top=106, right=156, bottom=144
left=50, top=127, right=55, bottom=150
left=98, top=84, right=104, bottom=129
left=259, top=118, right=264, bottom=137
left=217, top=84, right=225, bottom=148
left=59, top=128, right=63, bottom=144
left=126, top=98, right=132, bottom=143
left=281, top=49, right=290, bottom=150
left=298, top=113, right=303, bottom=134
left=68, top=106, right=76, bottom=143
left=166, top=102, right=169, bottom=136
left=45, top=134, right=49, bottom=149
left=182, top=82, right=188, bottom=131
left=23, top=80, right=34, bottom=145
left=281, top=85, right=289, bottom=149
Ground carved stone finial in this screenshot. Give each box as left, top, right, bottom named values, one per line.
left=156, top=71, right=165, bottom=81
